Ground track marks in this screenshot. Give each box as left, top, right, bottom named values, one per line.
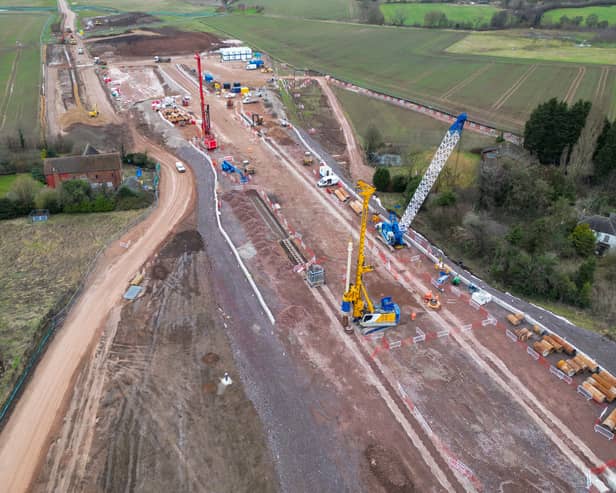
left=0, top=46, right=21, bottom=132
left=595, top=66, right=610, bottom=101
left=491, top=64, right=537, bottom=111
left=441, top=63, right=493, bottom=102
left=564, top=66, right=586, bottom=104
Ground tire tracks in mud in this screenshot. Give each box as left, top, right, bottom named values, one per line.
left=564, top=66, right=586, bottom=105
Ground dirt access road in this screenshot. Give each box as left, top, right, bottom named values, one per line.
left=0, top=132, right=194, bottom=492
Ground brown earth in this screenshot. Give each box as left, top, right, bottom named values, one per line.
left=88, top=28, right=222, bottom=58
left=86, top=12, right=160, bottom=30
left=32, top=225, right=278, bottom=493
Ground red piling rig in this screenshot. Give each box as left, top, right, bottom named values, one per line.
left=195, top=52, right=217, bottom=151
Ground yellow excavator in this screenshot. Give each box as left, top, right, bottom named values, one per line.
left=341, top=180, right=400, bottom=335
left=88, top=104, right=99, bottom=118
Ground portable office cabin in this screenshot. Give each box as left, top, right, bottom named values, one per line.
left=220, top=46, right=252, bottom=62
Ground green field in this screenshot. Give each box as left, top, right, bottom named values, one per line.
left=446, top=31, right=616, bottom=64
left=542, top=6, right=616, bottom=27
left=333, top=86, right=493, bottom=152
left=73, top=0, right=356, bottom=19
left=199, top=16, right=616, bottom=130
left=381, top=3, right=499, bottom=27
left=0, top=13, right=49, bottom=144
left=0, top=0, right=57, bottom=7
left=0, top=175, right=18, bottom=197
left=0, top=210, right=143, bottom=407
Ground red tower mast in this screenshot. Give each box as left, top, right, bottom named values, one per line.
left=194, top=52, right=217, bottom=150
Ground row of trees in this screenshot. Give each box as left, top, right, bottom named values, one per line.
left=0, top=175, right=153, bottom=220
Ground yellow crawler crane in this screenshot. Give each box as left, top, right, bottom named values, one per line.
left=341, top=180, right=400, bottom=335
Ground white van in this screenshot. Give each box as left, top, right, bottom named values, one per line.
left=175, top=161, right=186, bottom=173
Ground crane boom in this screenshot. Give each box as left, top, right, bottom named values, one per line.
left=399, top=113, right=466, bottom=232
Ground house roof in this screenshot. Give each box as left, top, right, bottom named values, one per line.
left=44, top=152, right=122, bottom=176
left=582, top=214, right=616, bottom=236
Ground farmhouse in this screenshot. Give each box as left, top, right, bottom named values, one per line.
left=581, top=213, right=616, bottom=252
left=43, top=147, right=123, bottom=189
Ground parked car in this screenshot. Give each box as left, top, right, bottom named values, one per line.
left=317, top=174, right=340, bottom=187
left=175, top=161, right=186, bottom=173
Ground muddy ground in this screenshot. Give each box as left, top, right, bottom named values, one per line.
left=284, top=78, right=347, bottom=166
left=33, top=226, right=277, bottom=493
left=57, top=122, right=132, bottom=154
left=86, top=12, right=160, bottom=31
left=88, top=28, right=221, bottom=58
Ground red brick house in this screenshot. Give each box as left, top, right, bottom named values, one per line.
left=44, top=148, right=123, bottom=189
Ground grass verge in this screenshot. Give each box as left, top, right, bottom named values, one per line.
left=0, top=210, right=144, bottom=405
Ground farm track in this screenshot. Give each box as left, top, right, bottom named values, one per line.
left=564, top=66, right=586, bottom=104
left=490, top=63, right=537, bottom=111
left=0, top=46, right=21, bottom=132
left=595, top=66, right=610, bottom=101
left=441, top=63, right=493, bottom=102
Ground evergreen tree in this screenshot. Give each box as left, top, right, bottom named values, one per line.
left=594, top=122, right=616, bottom=178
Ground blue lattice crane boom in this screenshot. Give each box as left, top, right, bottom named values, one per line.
left=376, top=113, right=467, bottom=248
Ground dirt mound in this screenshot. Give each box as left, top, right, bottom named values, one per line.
left=63, top=123, right=131, bottom=154
left=364, top=444, right=415, bottom=493
left=89, top=28, right=221, bottom=57
left=159, top=229, right=204, bottom=257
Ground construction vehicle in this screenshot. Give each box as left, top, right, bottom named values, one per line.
left=252, top=113, right=264, bottom=126
left=195, top=52, right=217, bottom=151
left=303, top=151, right=314, bottom=166
left=94, top=19, right=102, bottom=26
left=341, top=180, right=400, bottom=335
left=242, top=159, right=255, bottom=175
left=154, top=56, right=171, bottom=63
left=423, top=291, right=441, bottom=310
left=88, top=104, right=99, bottom=118
left=375, top=113, right=467, bottom=248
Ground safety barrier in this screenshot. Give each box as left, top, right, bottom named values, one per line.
left=549, top=365, right=573, bottom=385
left=594, top=424, right=614, bottom=441
left=577, top=385, right=593, bottom=401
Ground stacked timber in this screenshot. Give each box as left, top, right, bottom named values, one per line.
left=514, top=327, right=532, bottom=342
left=585, top=376, right=615, bottom=402
left=543, top=335, right=564, bottom=353
left=507, top=313, right=525, bottom=326
left=582, top=381, right=607, bottom=403
left=334, top=188, right=350, bottom=203
left=548, top=334, right=576, bottom=355
left=572, top=353, right=598, bottom=373
left=602, top=408, right=616, bottom=432
left=533, top=339, right=554, bottom=357
left=557, top=359, right=578, bottom=377
left=349, top=200, right=363, bottom=215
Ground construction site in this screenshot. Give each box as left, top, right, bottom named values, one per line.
left=1, top=3, right=615, bottom=492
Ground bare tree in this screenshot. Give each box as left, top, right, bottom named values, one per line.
left=568, top=105, right=605, bottom=182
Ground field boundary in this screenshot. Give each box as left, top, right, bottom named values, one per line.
left=0, top=203, right=157, bottom=430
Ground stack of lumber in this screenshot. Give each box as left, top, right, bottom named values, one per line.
left=514, top=327, right=532, bottom=342
left=334, top=188, right=350, bottom=203
left=533, top=339, right=554, bottom=357
left=506, top=313, right=525, bottom=326
left=582, top=381, right=607, bottom=403
left=547, top=333, right=575, bottom=355
left=602, top=408, right=616, bottom=432
left=543, top=335, right=564, bottom=352
left=349, top=200, right=363, bottom=215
